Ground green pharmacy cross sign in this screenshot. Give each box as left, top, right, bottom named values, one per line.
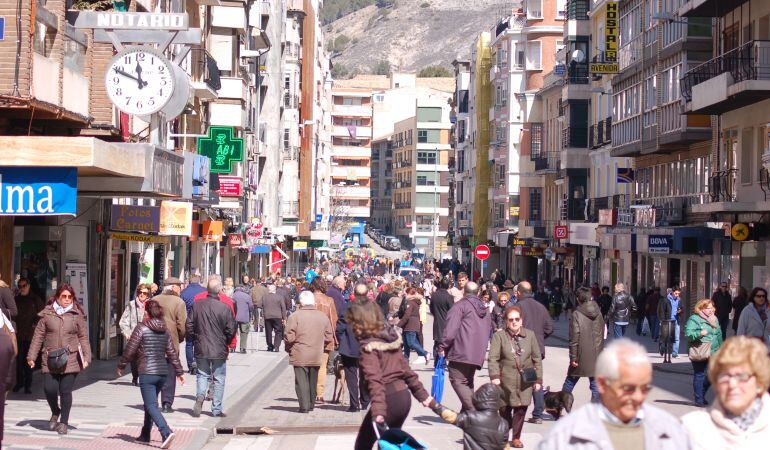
left=197, top=126, right=244, bottom=174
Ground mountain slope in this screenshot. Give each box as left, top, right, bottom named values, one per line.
left=325, top=0, right=508, bottom=74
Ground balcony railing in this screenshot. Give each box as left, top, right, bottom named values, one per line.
left=562, top=127, right=588, bottom=149
left=681, top=40, right=770, bottom=102
left=534, top=153, right=560, bottom=172
left=280, top=201, right=299, bottom=218
left=283, top=93, right=299, bottom=109
left=567, top=62, right=590, bottom=84
left=283, top=146, right=299, bottom=161
left=567, top=0, right=589, bottom=20
left=589, top=117, right=612, bottom=148
left=189, top=48, right=221, bottom=91
left=709, top=169, right=738, bottom=202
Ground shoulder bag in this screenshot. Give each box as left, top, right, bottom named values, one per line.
left=688, top=339, right=711, bottom=361
left=510, top=333, right=538, bottom=384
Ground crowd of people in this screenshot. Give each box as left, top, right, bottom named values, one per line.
left=1, top=254, right=770, bottom=449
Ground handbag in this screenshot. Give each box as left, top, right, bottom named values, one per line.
left=688, top=340, right=711, bottom=361
left=373, top=421, right=427, bottom=450
left=47, top=348, right=69, bottom=372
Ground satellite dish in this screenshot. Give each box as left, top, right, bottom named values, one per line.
left=571, top=49, right=585, bottom=63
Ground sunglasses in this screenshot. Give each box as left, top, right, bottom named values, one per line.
left=18, top=284, right=29, bottom=288
left=59, top=294, right=73, bottom=299
left=756, top=294, right=767, bottom=298
left=139, top=291, right=149, bottom=295
left=507, top=317, right=522, bottom=322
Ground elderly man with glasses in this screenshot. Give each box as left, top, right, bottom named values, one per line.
left=538, top=339, right=691, bottom=450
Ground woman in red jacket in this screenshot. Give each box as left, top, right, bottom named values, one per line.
left=346, top=301, right=432, bottom=450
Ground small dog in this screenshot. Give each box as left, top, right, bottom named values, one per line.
left=543, top=387, right=574, bottom=420
left=331, top=353, right=347, bottom=406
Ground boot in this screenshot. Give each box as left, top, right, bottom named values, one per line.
left=48, top=415, right=59, bottom=431
left=192, top=395, right=205, bottom=417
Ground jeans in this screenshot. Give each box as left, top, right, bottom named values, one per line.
left=692, top=360, right=711, bottom=405
left=185, top=340, right=195, bottom=372
left=649, top=314, right=659, bottom=340
left=562, top=375, right=599, bottom=402
left=613, top=323, right=628, bottom=338
left=161, top=361, right=176, bottom=407
left=138, top=374, right=172, bottom=439
left=672, top=322, right=680, bottom=357
left=402, top=331, right=428, bottom=359
left=531, top=385, right=545, bottom=418
left=196, top=358, right=227, bottom=415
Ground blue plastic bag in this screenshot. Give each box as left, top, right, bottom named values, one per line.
left=374, top=422, right=427, bottom=450
left=431, top=356, right=445, bottom=403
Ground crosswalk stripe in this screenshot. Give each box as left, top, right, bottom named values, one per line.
left=222, top=436, right=274, bottom=450
left=314, top=434, right=357, bottom=450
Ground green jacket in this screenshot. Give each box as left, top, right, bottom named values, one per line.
left=685, top=314, right=723, bottom=354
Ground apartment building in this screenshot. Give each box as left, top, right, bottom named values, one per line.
left=679, top=0, right=770, bottom=295
left=451, top=60, right=472, bottom=260
left=391, top=104, right=453, bottom=257
left=329, top=85, right=374, bottom=221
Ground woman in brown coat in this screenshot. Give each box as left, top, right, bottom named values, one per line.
left=27, top=284, right=92, bottom=435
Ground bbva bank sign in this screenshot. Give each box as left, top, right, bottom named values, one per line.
left=0, top=168, right=77, bottom=216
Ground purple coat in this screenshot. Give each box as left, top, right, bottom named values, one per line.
left=232, top=287, right=253, bottom=323
left=438, top=295, right=492, bottom=368
left=327, top=286, right=346, bottom=314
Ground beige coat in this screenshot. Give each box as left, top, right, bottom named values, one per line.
left=284, top=305, right=333, bottom=367
left=314, top=292, right=338, bottom=351
left=153, top=293, right=187, bottom=353
left=682, top=393, right=770, bottom=450
left=28, top=305, right=92, bottom=374
left=488, top=328, right=542, bottom=407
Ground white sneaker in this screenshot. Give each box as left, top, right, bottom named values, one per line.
left=160, top=432, right=176, bottom=449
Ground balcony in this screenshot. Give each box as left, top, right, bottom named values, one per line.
left=283, top=146, right=299, bottom=161
left=332, top=185, right=370, bottom=199
left=589, top=117, right=612, bottom=149
left=562, top=127, right=588, bottom=149
left=331, top=165, right=370, bottom=179
left=332, top=146, right=371, bottom=158
left=567, top=62, right=589, bottom=85
left=618, top=34, right=643, bottom=73
left=679, top=0, right=749, bottom=17
left=332, top=104, right=372, bottom=117
left=283, top=93, right=299, bottom=109
left=188, top=48, right=220, bottom=100
left=281, top=201, right=299, bottom=218
left=533, top=153, right=560, bottom=173
left=566, top=0, right=589, bottom=20
left=332, top=125, right=372, bottom=138
left=682, top=40, right=770, bottom=115
left=259, top=0, right=271, bottom=15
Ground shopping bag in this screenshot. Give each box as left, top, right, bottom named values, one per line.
left=641, top=317, right=650, bottom=335
left=373, top=421, right=427, bottom=450
left=431, top=356, right=445, bottom=403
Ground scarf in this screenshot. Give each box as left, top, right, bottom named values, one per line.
left=53, top=301, right=73, bottom=316
left=726, top=397, right=763, bottom=431
left=699, top=310, right=718, bottom=328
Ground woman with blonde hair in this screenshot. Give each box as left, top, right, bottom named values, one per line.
left=682, top=336, right=770, bottom=447
left=685, top=299, right=723, bottom=406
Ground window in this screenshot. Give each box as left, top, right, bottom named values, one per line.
left=456, top=181, right=464, bottom=204
left=741, top=127, right=754, bottom=184
left=374, top=94, right=385, bottom=102
left=556, top=0, right=567, bottom=19
left=417, top=129, right=440, bottom=143
left=529, top=188, right=542, bottom=222
left=283, top=128, right=290, bottom=148
left=495, top=163, right=506, bottom=185
left=284, top=73, right=291, bottom=90
left=417, top=172, right=437, bottom=186
left=526, top=41, right=542, bottom=70
left=457, top=150, right=465, bottom=172
left=416, top=193, right=437, bottom=207
left=530, top=123, right=543, bottom=159
left=418, top=130, right=428, bottom=143
left=63, top=37, right=86, bottom=73
left=417, top=107, right=442, bottom=122
left=417, top=151, right=438, bottom=165
left=527, top=0, right=543, bottom=19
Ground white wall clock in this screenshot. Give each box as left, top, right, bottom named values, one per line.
left=106, top=46, right=175, bottom=116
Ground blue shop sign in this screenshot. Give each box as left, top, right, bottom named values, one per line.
left=251, top=245, right=271, bottom=254
left=648, top=235, right=671, bottom=254
left=0, top=167, right=77, bottom=216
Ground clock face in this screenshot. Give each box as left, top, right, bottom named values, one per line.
left=106, top=47, right=175, bottom=116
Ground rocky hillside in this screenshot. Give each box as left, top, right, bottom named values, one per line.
left=325, top=0, right=510, bottom=75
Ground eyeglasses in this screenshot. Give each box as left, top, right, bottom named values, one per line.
left=507, top=317, right=522, bottom=322
left=139, top=291, right=149, bottom=295
left=59, top=294, right=73, bottom=299
left=755, top=294, right=767, bottom=298
left=614, top=383, right=653, bottom=395
left=717, top=372, right=754, bottom=384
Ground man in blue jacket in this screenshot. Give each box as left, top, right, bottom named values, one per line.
left=181, top=275, right=206, bottom=374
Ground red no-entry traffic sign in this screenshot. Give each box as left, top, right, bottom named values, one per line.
left=474, top=244, right=491, bottom=261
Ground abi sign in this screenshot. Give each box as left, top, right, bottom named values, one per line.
left=0, top=167, right=77, bottom=216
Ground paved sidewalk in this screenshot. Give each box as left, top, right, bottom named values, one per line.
left=3, top=330, right=286, bottom=450
left=547, top=312, right=693, bottom=375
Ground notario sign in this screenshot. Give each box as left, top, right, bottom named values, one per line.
left=0, top=167, right=77, bottom=216
left=648, top=235, right=671, bottom=254
left=74, top=12, right=189, bottom=30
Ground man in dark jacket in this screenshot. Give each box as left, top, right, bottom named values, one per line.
left=262, top=284, right=287, bottom=352
left=335, top=284, right=371, bottom=412
left=607, top=283, right=636, bottom=338
left=429, top=276, right=454, bottom=368
left=437, top=282, right=492, bottom=412
left=275, top=279, right=293, bottom=312
left=711, top=281, right=733, bottom=339
left=646, top=287, right=662, bottom=342
left=232, top=285, right=253, bottom=353
left=186, top=278, right=237, bottom=417
left=634, top=288, right=649, bottom=336
left=181, top=275, right=206, bottom=374
left=597, top=286, right=612, bottom=321
left=514, top=281, right=554, bottom=423
left=562, top=288, right=604, bottom=401
left=13, top=278, right=44, bottom=393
